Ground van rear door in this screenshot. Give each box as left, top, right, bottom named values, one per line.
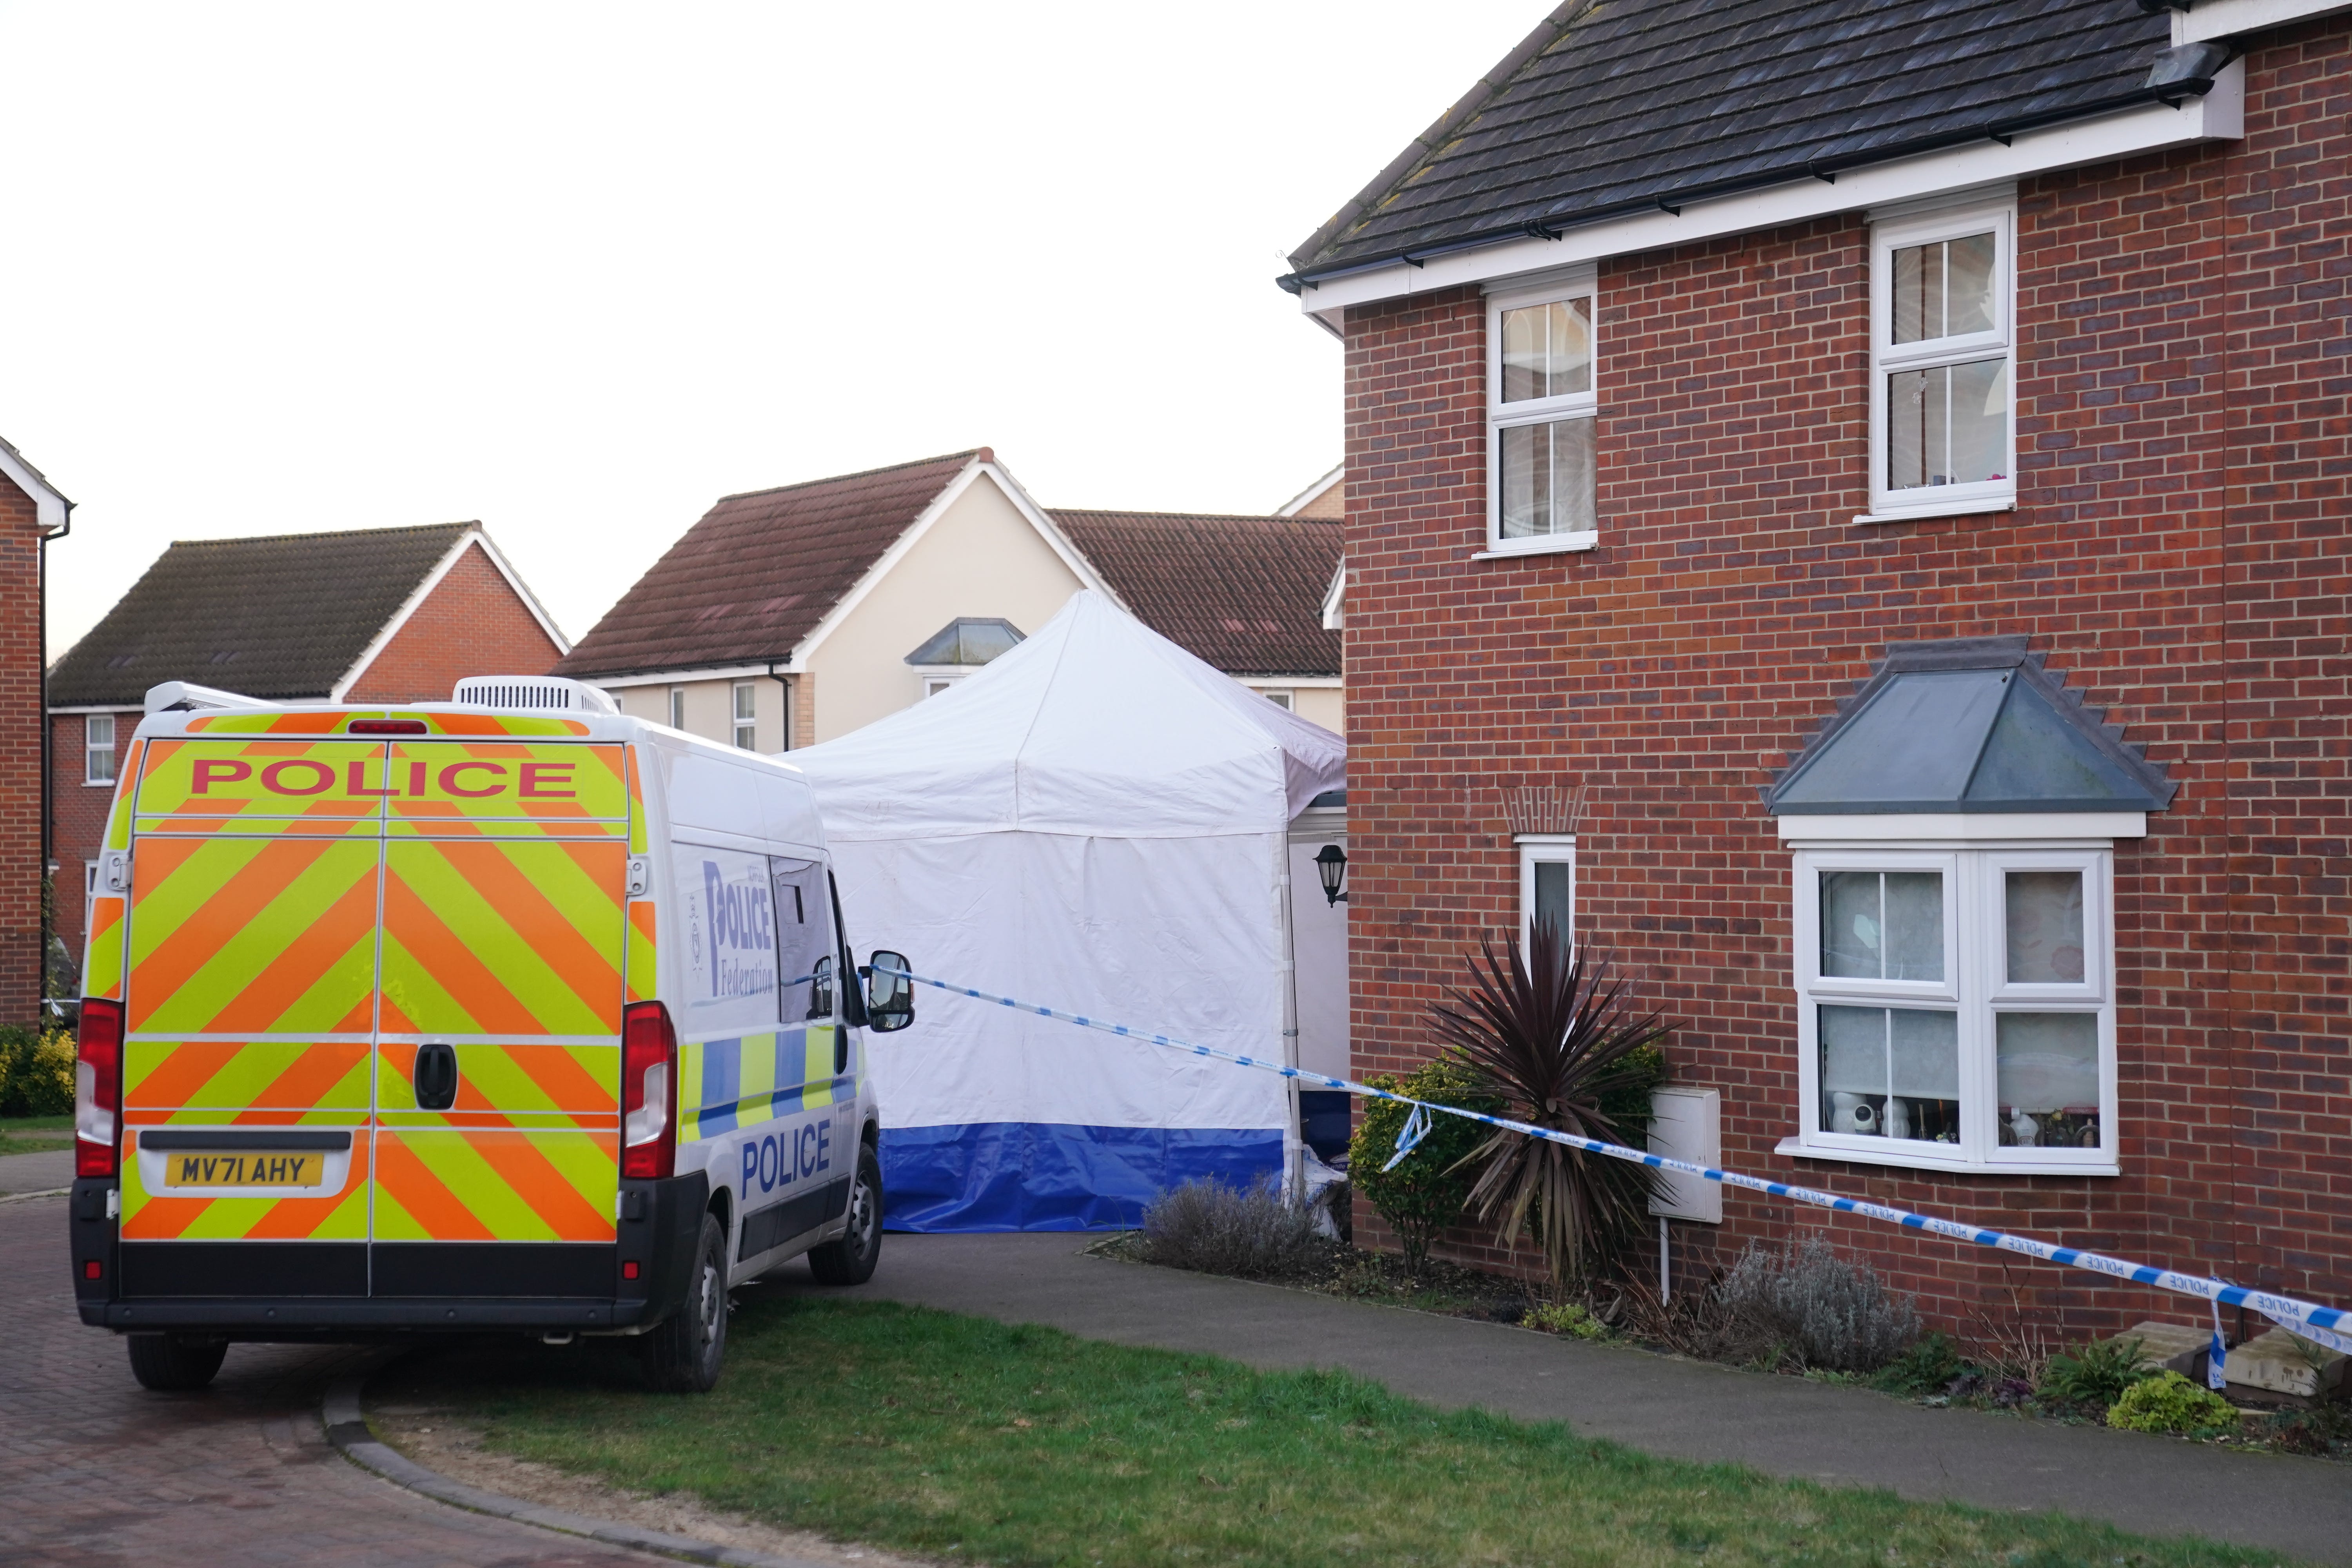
left=371, top=737, right=630, bottom=1298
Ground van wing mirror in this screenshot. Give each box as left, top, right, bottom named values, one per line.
left=864, top=951, right=914, bottom=1033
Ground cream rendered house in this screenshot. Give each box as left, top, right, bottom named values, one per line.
left=556, top=450, right=1109, bottom=748
left=558, top=448, right=1346, bottom=748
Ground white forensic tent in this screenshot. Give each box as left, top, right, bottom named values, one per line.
left=791, top=591, right=1347, bottom=1230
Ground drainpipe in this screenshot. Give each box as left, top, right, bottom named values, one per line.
left=767, top=662, right=793, bottom=752
left=38, top=499, right=72, bottom=1020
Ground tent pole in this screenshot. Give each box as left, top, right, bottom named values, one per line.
left=1278, top=829, right=1303, bottom=1205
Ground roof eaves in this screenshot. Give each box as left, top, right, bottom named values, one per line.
left=1281, top=65, right=2222, bottom=293
left=0, top=433, right=71, bottom=532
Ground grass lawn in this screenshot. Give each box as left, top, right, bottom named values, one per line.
left=421, top=1295, right=2289, bottom=1568
left=0, top=1114, right=72, bottom=1156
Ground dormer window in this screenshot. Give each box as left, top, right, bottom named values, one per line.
left=1486, top=270, right=1598, bottom=555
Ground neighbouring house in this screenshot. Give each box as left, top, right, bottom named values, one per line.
left=1278, top=464, right=1345, bottom=520
left=557, top=450, right=1346, bottom=744
left=45, top=521, right=567, bottom=970
left=1051, top=508, right=1343, bottom=733
left=4, top=436, right=71, bottom=1028
left=1284, top=0, right=2350, bottom=1341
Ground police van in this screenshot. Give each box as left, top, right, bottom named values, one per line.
left=66, top=675, right=913, bottom=1394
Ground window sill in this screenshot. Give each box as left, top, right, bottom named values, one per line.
left=83, top=779, right=117, bottom=788
left=1472, top=532, right=1598, bottom=561
left=1774, top=1135, right=2117, bottom=1178
left=1853, top=498, right=2016, bottom=526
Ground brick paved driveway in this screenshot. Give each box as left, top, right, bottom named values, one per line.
left=0, top=1194, right=659, bottom=1567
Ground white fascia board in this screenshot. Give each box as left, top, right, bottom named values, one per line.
left=0, top=443, right=70, bottom=533
left=1320, top=560, right=1346, bottom=630
left=46, top=703, right=146, bottom=715
left=2178, top=0, right=2352, bottom=43
left=1296, top=82, right=2243, bottom=325
left=467, top=528, right=572, bottom=655
left=1240, top=676, right=1344, bottom=689
left=1775, top=812, right=2148, bottom=845
left=328, top=530, right=477, bottom=702
left=1277, top=464, right=1343, bottom=517
left=595, top=663, right=794, bottom=688
left=791, top=459, right=1125, bottom=668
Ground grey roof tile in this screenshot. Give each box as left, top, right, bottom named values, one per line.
left=48, top=523, right=474, bottom=707
left=1289, top=0, right=2173, bottom=279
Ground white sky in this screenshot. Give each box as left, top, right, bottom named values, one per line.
left=3, top=2, right=1543, bottom=662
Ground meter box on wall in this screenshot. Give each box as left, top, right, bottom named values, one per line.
left=1647, top=1086, right=1721, bottom=1223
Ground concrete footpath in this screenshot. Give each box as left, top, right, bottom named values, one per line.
left=761, top=1231, right=2352, bottom=1565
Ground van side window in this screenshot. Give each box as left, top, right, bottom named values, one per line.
left=675, top=842, right=780, bottom=1034
left=770, top=856, right=835, bottom=1020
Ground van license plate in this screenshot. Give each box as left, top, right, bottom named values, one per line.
left=160, top=1152, right=324, bottom=1189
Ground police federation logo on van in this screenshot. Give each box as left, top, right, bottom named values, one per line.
left=703, top=860, right=777, bottom=999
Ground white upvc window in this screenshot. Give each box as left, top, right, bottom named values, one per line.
left=1258, top=689, right=1294, bottom=712
left=668, top=686, right=686, bottom=731
left=85, top=714, right=116, bottom=784
left=732, top=683, right=758, bottom=750
left=1791, top=846, right=2114, bottom=1174
left=1517, top=835, right=1576, bottom=956
left=1867, top=198, right=2016, bottom=522
left=1486, top=269, right=1598, bottom=555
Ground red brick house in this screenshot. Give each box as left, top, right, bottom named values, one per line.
left=3, top=437, right=72, bottom=1028
left=45, top=522, right=566, bottom=969
left=1284, top=0, right=2349, bottom=1339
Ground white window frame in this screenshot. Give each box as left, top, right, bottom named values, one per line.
left=731, top=682, right=758, bottom=750
left=1484, top=268, right=1599, bottom=557
left=667, top=686, right=686, bottom=731
left=1517, top=835, right=1577, bottom=958
left=1790, top=844, right=2116, bottom=1175
left=85, top=713, right=117, bottom=785
left=1865, top=196, right=2017, bottom=523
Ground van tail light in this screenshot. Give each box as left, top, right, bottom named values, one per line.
left=621, top=1000, right=677, bottom=1180
left=76, top=998, right=124, bottom=1179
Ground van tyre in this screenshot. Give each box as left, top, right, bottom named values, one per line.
left=807, top=1143, right=883, bottom=1286
left=127, top=1333, right=228, bottom=1392
left=643, top=1211, right=729, bottom=1393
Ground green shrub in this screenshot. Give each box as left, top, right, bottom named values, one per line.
left=1520, top=1301, right=1612, bottom=1340
left=1874, top=1331, right=1963, bottom=1397
left=0, top=1026, right=78, bottom=1117
left=1597, top=1041, right=1670, bottom=1147
left=2037, top=1336, right=2160, bottom=1412
left=1348, top=1058, right=1498, bottom=1277
left=2107, top=1371, right=2238, bottom=1435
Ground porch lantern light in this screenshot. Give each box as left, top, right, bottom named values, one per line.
left=1313, top=844, right=1348, bottom=906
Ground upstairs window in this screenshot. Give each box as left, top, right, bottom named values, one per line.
left=668, top=686, right=686, bottom=731
left=1487, top=272, right=1598, bottom=555
left=733, top=683, right=758, bottom=750
left=1868, top=200, right=2014, bottom=521
left=85, top=714, right=116, bottom=784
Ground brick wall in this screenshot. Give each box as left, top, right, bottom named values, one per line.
left=1338, top=18, right=2350, bottom=1340
left=47, top=712, right=140, bottom=977
left=0, top=477, right=43, bottom=1028
left=343, top=541, right=563, bottom=704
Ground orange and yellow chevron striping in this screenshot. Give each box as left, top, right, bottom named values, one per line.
left=386, top=742, right=626, bottom=826
left=377, top=1039, right=619, bottom=1125
left=125, top=1039, right=372, bottom=1121
left=381, top=840, right=624, bottom=1035
left=125, top=837, right=380, bottom=1035
left=373, top=1128, right=617, bottom=1241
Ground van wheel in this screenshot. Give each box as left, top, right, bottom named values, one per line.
left=128, top=1333, right=227, bottom=1392
left=808, top=1143, right=883, bottom=1287
left=643, top=1212, right=729, bottom=1393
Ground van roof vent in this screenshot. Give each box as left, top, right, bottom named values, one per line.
left=451, top=676, right=621, bottom=715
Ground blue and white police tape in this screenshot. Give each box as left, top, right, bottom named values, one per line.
left=878, top=963, right=2352, bottom=1358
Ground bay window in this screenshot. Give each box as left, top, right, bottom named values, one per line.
left=1792, top=847, right=2114, bottom=1173
left=1487, top=270, right=1598, bottom=554
left=1867, top=197, right=2014, bottom=523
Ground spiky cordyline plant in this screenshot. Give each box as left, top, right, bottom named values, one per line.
left=1433, top=922, right=1670, bottom=1283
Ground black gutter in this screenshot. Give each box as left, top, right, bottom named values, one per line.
left=1278, top=76, right=2218, bottom=295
